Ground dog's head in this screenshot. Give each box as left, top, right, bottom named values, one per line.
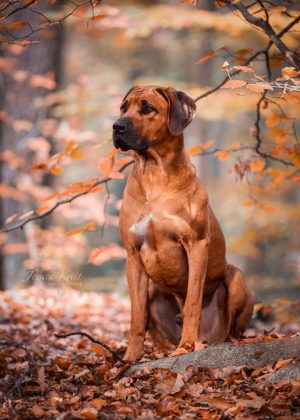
left=112, top=86, right=196, bottom=152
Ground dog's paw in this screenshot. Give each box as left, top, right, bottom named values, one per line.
left=123, top=347, right=143, bottom=362
left=169, top=346, right=189, bottom=357
left=194, top=341, right=207, bottom=350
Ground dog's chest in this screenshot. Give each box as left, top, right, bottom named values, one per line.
left=127, top=206, right=195, bottom=248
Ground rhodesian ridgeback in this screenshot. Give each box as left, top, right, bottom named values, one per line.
left=113, top=86, right=253, bottom=362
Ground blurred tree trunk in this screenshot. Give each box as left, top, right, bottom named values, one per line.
left=0, top=2, right=64, bottom=289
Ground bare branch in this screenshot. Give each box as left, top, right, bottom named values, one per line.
left=54, top=331, right=127, bottom=365
left=3, top=0, right=35, bottom=19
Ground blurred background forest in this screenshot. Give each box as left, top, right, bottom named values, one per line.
left=0, top=0, right=299, bottom=322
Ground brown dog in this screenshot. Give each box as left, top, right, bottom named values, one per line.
left=113, top=86, right=253, bottom=362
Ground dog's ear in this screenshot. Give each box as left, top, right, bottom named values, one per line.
left=156, top=87, right=196, bottom=136
left=122, top=86, right=138, bottom=102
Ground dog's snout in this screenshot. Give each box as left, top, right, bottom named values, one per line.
left=113, top=119, right=127, bottom=134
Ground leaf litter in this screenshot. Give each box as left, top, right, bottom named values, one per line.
left=0, top=286, right=299, bottom=419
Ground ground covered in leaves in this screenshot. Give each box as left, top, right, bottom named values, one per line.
left=0, top=286, right=299, bottom=419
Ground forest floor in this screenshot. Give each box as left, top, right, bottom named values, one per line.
left=0, top=286, right=299, bottom=419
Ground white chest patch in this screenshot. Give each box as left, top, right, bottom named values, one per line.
left=129, top=213, right=153, bottom=236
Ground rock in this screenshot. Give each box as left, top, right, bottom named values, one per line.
left=124, top=336, right=300, bottom=376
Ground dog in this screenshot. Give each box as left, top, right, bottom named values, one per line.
left=113, top=86, right=253, bottom=362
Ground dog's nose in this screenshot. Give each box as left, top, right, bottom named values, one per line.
left=113, top=119, right=127, bottom=134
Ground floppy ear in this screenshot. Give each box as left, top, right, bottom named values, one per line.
left=157, top=87, right=196, bottom=136
left=122, top=86, right=137, bottom=102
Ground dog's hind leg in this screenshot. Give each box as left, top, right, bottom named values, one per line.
left=148, top=282, right=181, bottom=345
left=224, top=264, right=253, bottom=338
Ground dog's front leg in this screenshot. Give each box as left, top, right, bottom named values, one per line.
left=123, top=252, right=149, bottom=362
left=179, top=238, right=209, bottom=349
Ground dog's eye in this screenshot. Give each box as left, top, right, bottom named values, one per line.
left=141, top=104, right=156, bottom=114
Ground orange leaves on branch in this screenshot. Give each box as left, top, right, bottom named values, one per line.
left=268, top=127, right=288, bottom=143
left=266, top=113, right=281, bottom=128
left=188, top=140, right=214, bottom=156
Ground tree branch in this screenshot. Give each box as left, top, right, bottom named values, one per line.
left=0, top=161, right=133, bottom=233
left=54, top=331, right=127, bottom=365
left=225, top=1, right=300, bottom=69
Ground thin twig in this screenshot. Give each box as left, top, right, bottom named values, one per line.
left=54, top=332, right=127, bottom=365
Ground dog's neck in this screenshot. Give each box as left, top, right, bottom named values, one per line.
left=132, top=134, right=196, bottom=192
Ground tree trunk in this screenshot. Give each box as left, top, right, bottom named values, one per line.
left=0, top=3, right=64, bottom=289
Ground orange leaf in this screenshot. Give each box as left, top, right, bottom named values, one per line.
left=201, top=140, right=214, bottom=149
left=222, top=80, right=247, bottom=89
left=181, top=0, right=198, bottom=4
left=91, top=343, right=106, bottom=356
left=268, top=127, right=288, bottom=143
left=90, top=186, right=104, bottom=193
left=266, top=113, right=281, bottom=128
left=11, top=40, right=39, bottom=47
left=84, top=221, right=96, bottom=232
left=282, top=66, right=300, bottom=79
left=80, top=407, right=98, bottom=420
left=98, top=156, right=114, bottom=176
left=249, top=160, right=265, bottom=172
left=232, top=65, right=254, bottom=73
left=64, top=141, right=77, bottom=152
left=3, top=243, right=28, bottom=254
left=65, top=228, right=82, bottom=237
left=196, top=47, right=225, bottom=65
left=90, top=399, right=107, bottom=409
left=215, top=150, right=229, bottom=160
left=89, top=248, right=102, bottom=264
left=188, top=141, right=213, bottom=156
left=116, top=156, right=134, bottom=167
left=215, top=1, right=226, bottom=7
left=8, top=21, right=27, bottom=29
left=90, top=14, right=108, bottom=20
left=242, top=199, right=254, bottom=207
left=70, top=149, right=84, bottom=159
left=5, top=213, right=18, bottom=225
left=188, top=145, right=203, bottom=156
left=55, top=356, right=71, bottom=370
left=247, top=82, right=273, bottom=92
left=109, top=171, right=124, bottom=179
left=51, top=166, right=63, bottom=175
